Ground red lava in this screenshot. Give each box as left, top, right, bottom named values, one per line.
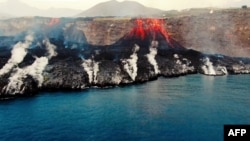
left=128, top=18, right=171, bottom=42
left=48, top=18, right=60, bottom=26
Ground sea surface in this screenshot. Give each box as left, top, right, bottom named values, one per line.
left=0, top=75, right=250, bottom=141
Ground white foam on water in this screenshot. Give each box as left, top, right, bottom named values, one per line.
left=82, top=59, right=93, bottom=83
left=3, top=37, right=58, bottom=94
left=43, top=39, right=58, bottom=59
left=93, top=61, right=99, bottom=84
left=219, top=66, right=228, bottom=75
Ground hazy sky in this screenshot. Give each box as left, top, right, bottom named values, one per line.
left=0, top=0, right=249, bottom=10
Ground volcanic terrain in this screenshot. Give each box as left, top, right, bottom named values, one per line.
left=0, top=10, right=250, bottom=99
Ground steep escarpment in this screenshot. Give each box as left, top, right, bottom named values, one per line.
left=0, top=18, right=250, bottom=99
left=0, top=8, right=249, bottom=57
left=167, top=9, right=250, bottom=57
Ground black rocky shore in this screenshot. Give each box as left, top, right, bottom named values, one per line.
left=1, top=18, right=250, bottom=100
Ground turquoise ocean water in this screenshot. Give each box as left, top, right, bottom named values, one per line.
left=0, top=75, right=250, bottom=141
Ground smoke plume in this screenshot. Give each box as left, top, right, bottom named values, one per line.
left=0, top=34, right=33, bottom=76
left=43, top=39, right=58, bottom=59
left=82, top=59, right=100, bottom=84
left=3, top=37, right=58, bottom=94
left=122, top=44, right=140, bottom=81
left=201, top=57, right=216, bottom=75
left=4, top=57, right=49, bottom=94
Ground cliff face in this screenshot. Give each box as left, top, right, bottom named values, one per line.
left=0, top=9, right=249, bottom=57
left=83, top=9, right=250, bottom=57
left=168, top=9, right=250, bottom=57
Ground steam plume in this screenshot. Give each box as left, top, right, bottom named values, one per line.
left=4, top=57, right=49, bottom=94
left=0, top=35, right=33, bottom=76
left=93, top=62, right=99, bottom=84
left=122, top=44, right=140, bottom=81
left=146, top=41, right=160, bottom=74
left=43, top=39, right=58, bottom=59
left=82, top=59, right=100, bottom=84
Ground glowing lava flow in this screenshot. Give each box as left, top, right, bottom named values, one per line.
left=129, top=19, right=146, bottom=40
left=48, top=18, right=60, bottom=26
left=146, top=19, right=171, bottom=41
left=128, top=18, right=172, bottom=45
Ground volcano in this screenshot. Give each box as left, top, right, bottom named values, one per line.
left=118, top=19, right=185, bottom=49
left=1, top=18, right=250, bottom=99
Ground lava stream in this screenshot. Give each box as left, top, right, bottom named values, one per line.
left=128, top=18, right=172, bottom=45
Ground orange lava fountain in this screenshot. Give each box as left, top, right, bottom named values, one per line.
left=128, top=18, right=171, bottom=42
left=129, top=19, right=146, bottom=40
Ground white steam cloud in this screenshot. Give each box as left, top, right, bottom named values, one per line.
left=82, top=59, right=93, bottom=83
left=122, top=44, right=140, bottom=81
left=2, top=38, right=58, bottom=95
left=0, top=35, right=33, bottom=76
left=4, top=57, right=49, bottom=94
left=146, top=41, right=160, bottom=74
left=93, top=62, right=99, bottom=84
left=201, top=57, right=216, bottom=75
left=174, top=54, right=195, bottom=73
left=201, top=57, right=228, bottom=76
left=82, top=59, right=100, bottom=84
left=43, top=39, right=58, bottom=59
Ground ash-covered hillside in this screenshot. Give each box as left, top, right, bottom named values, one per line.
left=0, top=17, right=250, bottom=99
